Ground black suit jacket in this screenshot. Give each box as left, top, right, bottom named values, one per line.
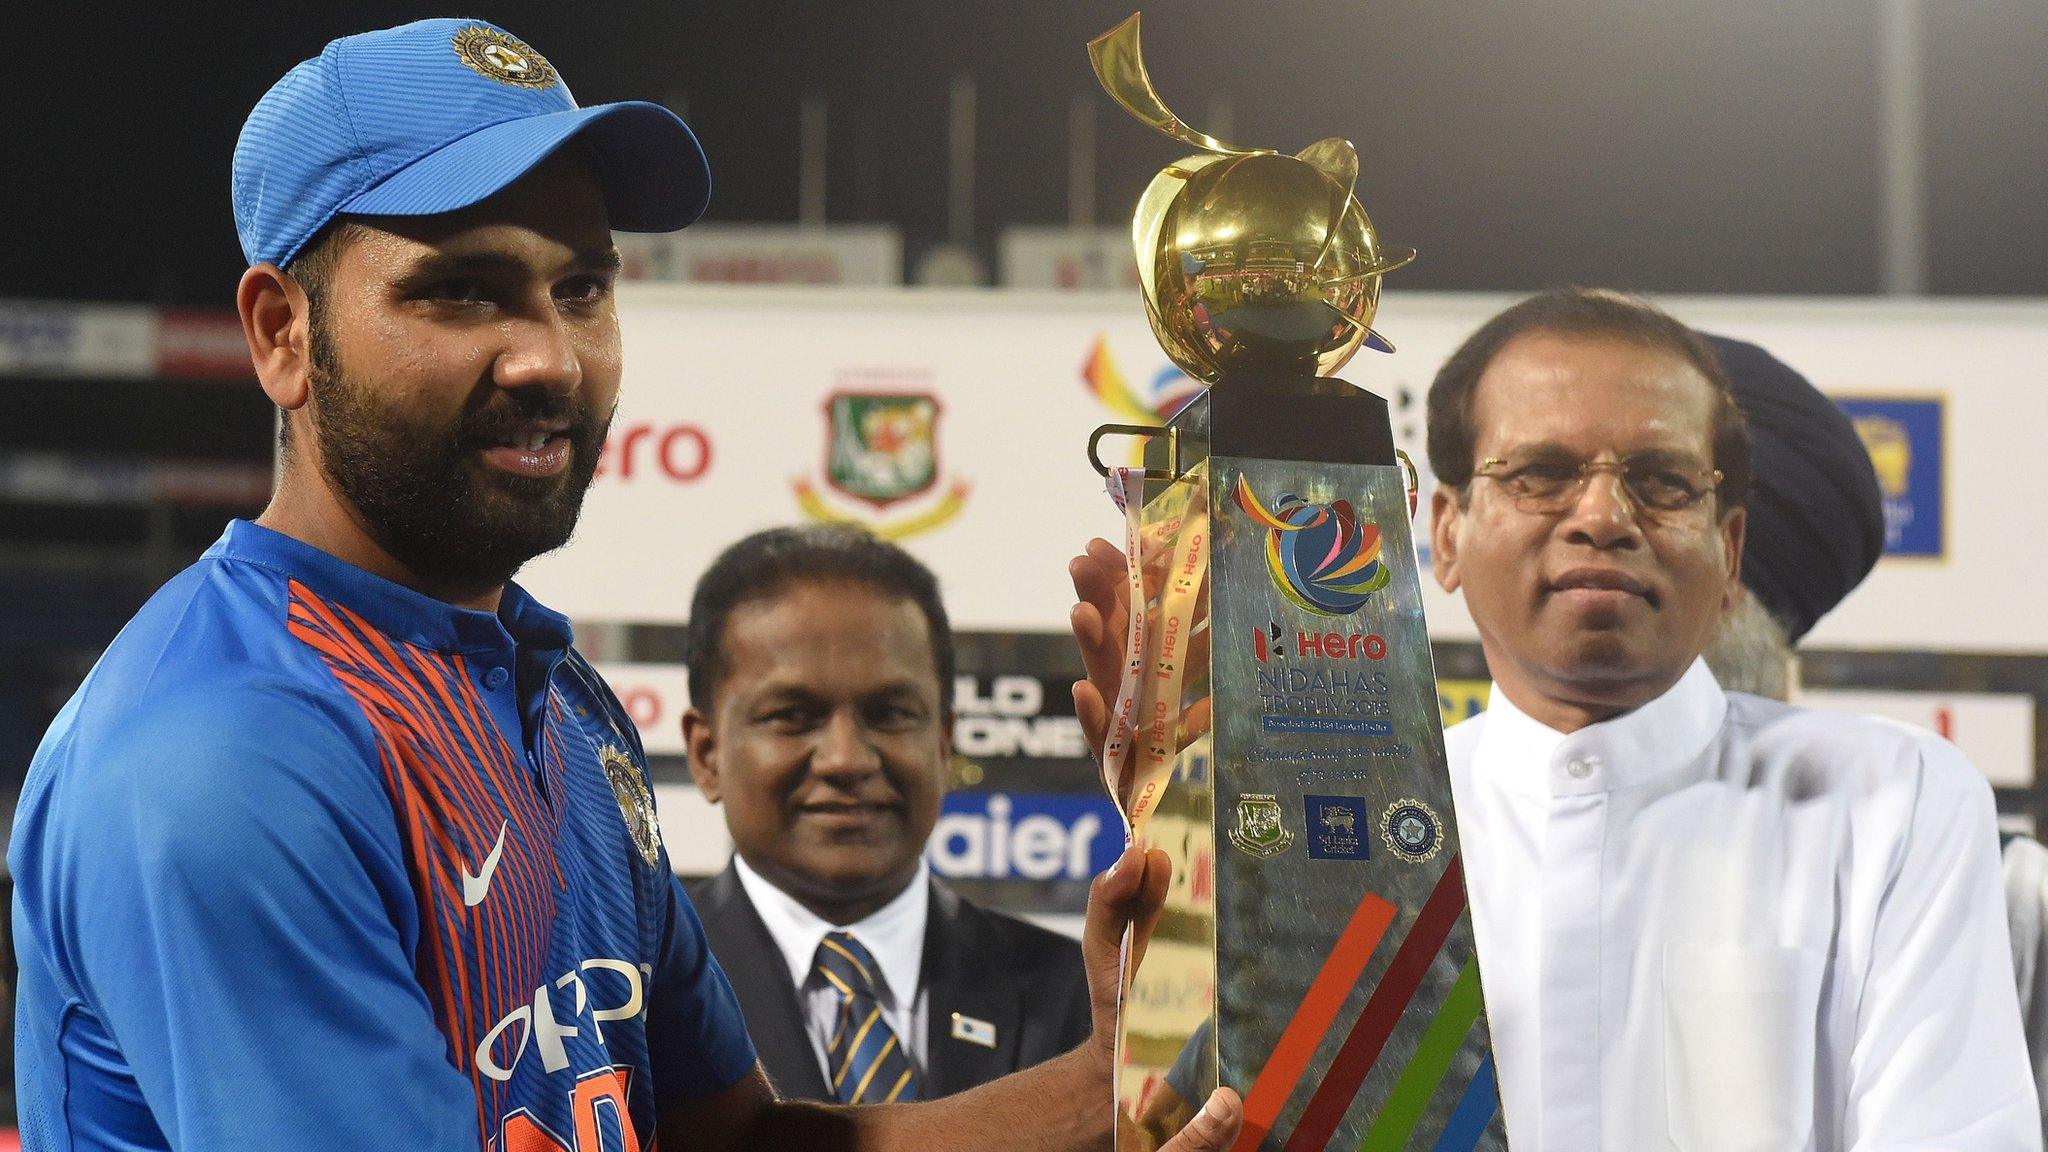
left=687, top=862, right=1092, bottom=1101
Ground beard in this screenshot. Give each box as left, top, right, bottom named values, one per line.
left=304, top=315, right=612, bottom=596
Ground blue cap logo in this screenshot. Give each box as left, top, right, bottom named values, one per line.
left=452, top=26, right=558, bottom=90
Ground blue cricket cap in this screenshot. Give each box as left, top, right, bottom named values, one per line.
left=232, top=18, right=710, bottom=269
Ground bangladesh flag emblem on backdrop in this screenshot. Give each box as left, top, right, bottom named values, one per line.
left=826, top=392, right=939, bottom=507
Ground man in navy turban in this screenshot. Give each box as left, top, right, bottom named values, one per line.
left=1699, top=334, right=1884, bottom=695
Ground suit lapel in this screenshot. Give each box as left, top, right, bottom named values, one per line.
left=921, top=879, right=1023, bottom=1097
left=694, top=864, right=831, bottom=1100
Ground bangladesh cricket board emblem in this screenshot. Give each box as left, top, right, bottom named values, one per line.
left=792, top=387, right=971, bottom=540
left=599, top=743, right=663, bottom=867
left=1228, top=793, right=1295, bottom=859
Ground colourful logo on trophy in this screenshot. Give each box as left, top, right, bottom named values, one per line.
left=1228, top=793, right=1295, bottom=859
left=1232, top=475, right=1391, bottom=617
left=793, top=384, right=971, bottom=540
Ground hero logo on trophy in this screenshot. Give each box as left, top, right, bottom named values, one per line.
left=1083, top=14, right=1505, bottom=1151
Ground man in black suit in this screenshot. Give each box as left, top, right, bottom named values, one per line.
left=681, top=524, right=1091, bottom=1104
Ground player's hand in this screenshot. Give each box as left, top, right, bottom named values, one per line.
left=1081, top=845, right=1244, bottom=1151
left=1157, top=1088, right=1242, bottom=1152
left=1080, top=842, right=1169, bottom=1065
left=1068, top=537, right=1132, bottom=757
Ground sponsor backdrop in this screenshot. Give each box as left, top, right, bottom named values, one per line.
left=522, top=287, right=2047, bottom=649
left=506, top=288, right=2048, bottom=924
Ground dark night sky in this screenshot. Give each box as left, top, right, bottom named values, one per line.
left=5, top=0, right=2045, bottom=308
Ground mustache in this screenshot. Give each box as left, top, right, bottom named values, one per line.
left=456, top=392, right=605, bottom=447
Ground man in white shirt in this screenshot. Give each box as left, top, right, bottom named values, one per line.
left=1069, top=288, right=2039, bottom=1150
left=682, top=525, right=1091, bottom=1104
left=1698, top=331, right=2048, bottom=1144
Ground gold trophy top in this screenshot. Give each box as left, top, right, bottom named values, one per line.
left=1089, top=13, right=1415, bottom=384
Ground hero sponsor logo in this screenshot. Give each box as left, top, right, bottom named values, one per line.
left=593, top=422, right=714, bottom=484
left=1251, top=622, right=1388, bottom=663
left=1250, top=621, right=1393, bottom=736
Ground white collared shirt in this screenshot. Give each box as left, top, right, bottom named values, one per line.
left=732, top=855, right=931, bottom=1083
left=1449, top=659, right=2041, bottom=1151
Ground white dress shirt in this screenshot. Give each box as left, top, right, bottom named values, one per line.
left=732, top=855, right=931, bottom=1083
left=2001, top=834, right=2048, bottom=1141
left=1448, top=658, right=2040, bottom=1151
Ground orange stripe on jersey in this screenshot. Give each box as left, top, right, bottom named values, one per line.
left=446, top=658, right=556, bottom=963
left=290, top=589, right=487, bottom=1077
left=287, top=581, right=560, bottom=1144
left=293, top=594, right=495, bottom=1123
left=442, top=656, right=559, bottom=1008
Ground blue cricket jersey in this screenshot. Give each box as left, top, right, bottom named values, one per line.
left=11, top=520, right=757, bottom=1150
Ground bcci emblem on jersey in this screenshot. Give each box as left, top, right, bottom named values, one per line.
left=1228, top=793, right=1295, bottom=859
left=599, top=743, right=662, bottom=867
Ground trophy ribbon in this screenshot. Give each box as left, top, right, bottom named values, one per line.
left=1099, top=467, right=1149, bottom=817
left=1099, top=468, right=1209, bottom=842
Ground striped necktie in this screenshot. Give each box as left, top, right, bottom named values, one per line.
left=815, top=930, right=920, bottom=1105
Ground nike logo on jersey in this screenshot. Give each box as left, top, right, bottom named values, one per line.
left=463, top=821, right=511, bottom=907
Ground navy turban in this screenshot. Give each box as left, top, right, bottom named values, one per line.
left=1704, top=334, right=1885, bottom=644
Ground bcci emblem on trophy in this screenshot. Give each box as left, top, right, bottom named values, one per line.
left=793, top=390, right=971, bottom=540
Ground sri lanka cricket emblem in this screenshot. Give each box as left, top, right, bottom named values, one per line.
left=1228, top=793, right=1295, bottom=859
left=793, top=384, right=971, bottom=540
left=1853, top=414, right=1912, bottom=500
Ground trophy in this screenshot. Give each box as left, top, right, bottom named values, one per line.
left=1083, top=15, right=1504, bottom=1151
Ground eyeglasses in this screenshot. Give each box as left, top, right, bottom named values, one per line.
left=1472, top=455, right=1723, bottom=516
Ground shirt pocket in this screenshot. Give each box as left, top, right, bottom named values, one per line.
left=1662, top=943, right=1825, bottom=1152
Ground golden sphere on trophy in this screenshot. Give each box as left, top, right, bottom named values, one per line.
left=1089, top=13, right=1416, bottom=383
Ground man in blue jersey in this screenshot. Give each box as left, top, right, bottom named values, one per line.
left=9, top=19, right=1240, bottom=1152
